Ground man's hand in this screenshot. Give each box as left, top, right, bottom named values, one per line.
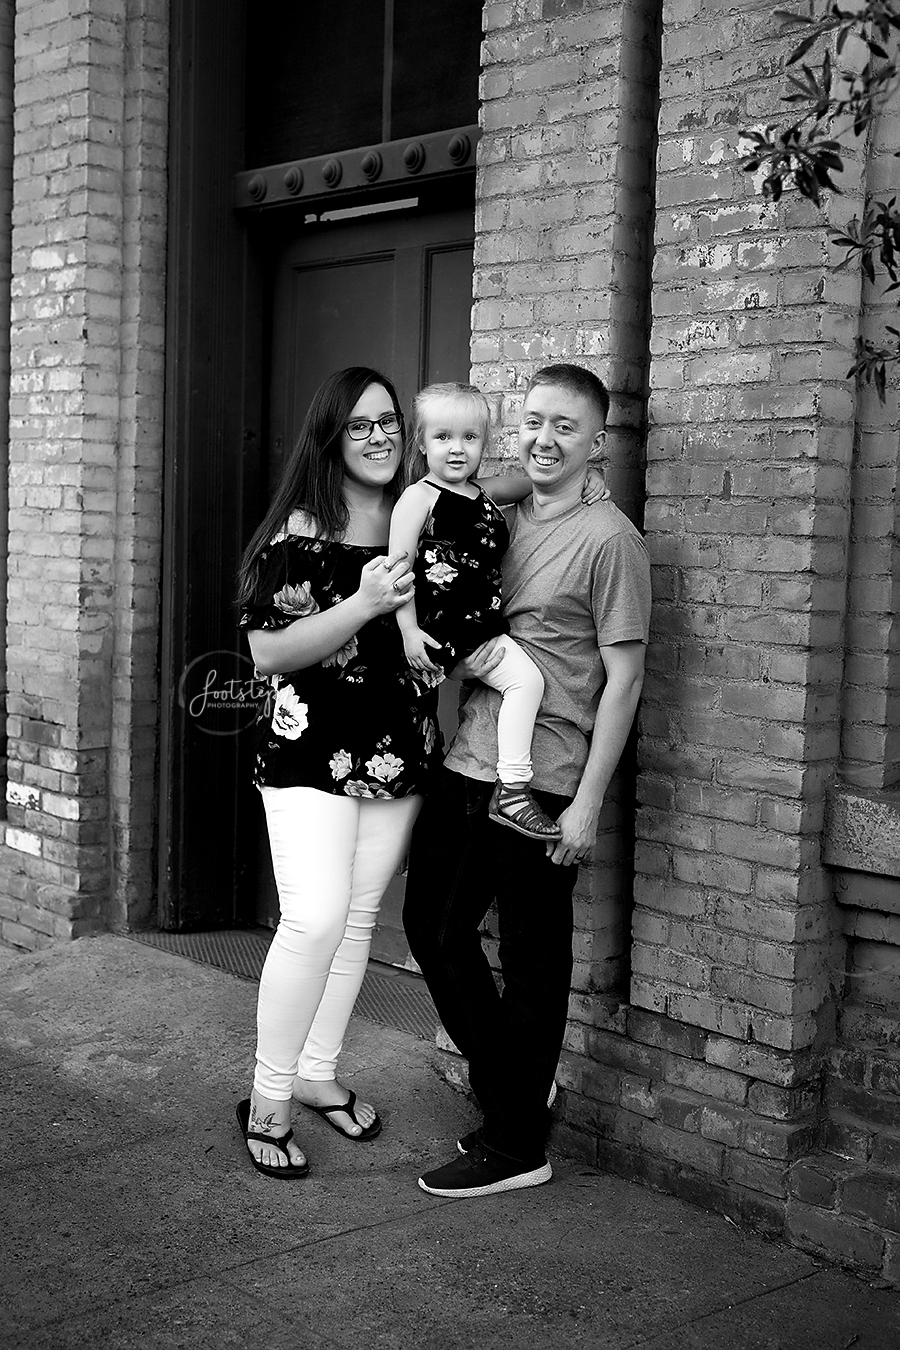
left=545, top=796, right=601, bottom=867
left=449, top=634, right=504, bottom=682
left=545, top=640, right=646, bottom=866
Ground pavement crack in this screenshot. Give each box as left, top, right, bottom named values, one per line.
left=617, top=1267, right=823, bottom=1349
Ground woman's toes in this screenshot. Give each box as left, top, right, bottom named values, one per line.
left=327, top=1107, right=361, bottom=1135
left=249, top=1139, right=305, bottom=1168
left=351, top=1099, right=376, bottom=1129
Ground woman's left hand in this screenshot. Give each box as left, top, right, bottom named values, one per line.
left=581, top=465, right=611, bottom=505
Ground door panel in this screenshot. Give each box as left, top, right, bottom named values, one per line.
left=254, top=205, right=473, bottom=968
left=425, top=246, right=477, bottom=384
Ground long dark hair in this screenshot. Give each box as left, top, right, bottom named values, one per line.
left=237, top=366, right=409, bottom=607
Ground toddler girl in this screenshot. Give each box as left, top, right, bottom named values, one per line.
left=388, top=381, right=604, bottom=842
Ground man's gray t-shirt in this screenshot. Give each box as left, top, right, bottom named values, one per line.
left=444, top=497, right=652, bottom=797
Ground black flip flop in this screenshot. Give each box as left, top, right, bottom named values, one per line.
left=301, top=1088, right=382, bottom=1141
left=235, top=1098, right=310, bottom=1179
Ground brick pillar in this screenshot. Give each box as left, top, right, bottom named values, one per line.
left=0, top=0, right=13, bottom=803
left=635, top=0, right=854, bottom=1131
left=1, top=0, right=167, bottom=949
left=839, top=95, right=900, bottom=792
left=471, top=0, right=659, bottom=1016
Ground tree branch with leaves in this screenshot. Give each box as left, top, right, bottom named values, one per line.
left=742, top=2, right=900, bottom=398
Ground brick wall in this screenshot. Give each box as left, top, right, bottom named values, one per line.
left=473, top=0, right=660, bottom=998
left=637, top=0, right=855, bottom=1046
left=465, top=0, right=900, bottom=1289
left=615, top=0, right=896, bottom=1283
left=839, top=84, right=900, bottom=791
left=0, top=0, right=14, bottom=801
left=0, top=0, right=167, bottom=949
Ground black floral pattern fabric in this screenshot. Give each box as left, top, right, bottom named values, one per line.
left=239, top=522, right=440, bottom=797
left=412, top=482, right=511, bottom=685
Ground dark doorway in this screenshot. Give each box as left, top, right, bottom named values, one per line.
left=160, top=0, right=482, bottom=939
left=251, top=202, right=475, bottom=965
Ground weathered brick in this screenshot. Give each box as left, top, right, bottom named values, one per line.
left=704, top=1036, right=810, bottom=1088
left=842, top=1175, right=900, bottom=1234
left=789, top=1159, right=844, bottom=1208
left=587, top=1028, right=667, bottom=1079
left=700, top=1102, right=744, bottom=1147
left=641, top=1119, right=725, bottom=1176
left=655, top=1085, right=704, bottom=1133
left=663, top=1057, right=749, bottom=1106
left=727, top=1152, right=788, bottom=1200
left=743, top=1118, right=818, bottom=1162
left=788, top=1202, right=885, bottom=1271
left=626, top=1008, right=708, bottom=1060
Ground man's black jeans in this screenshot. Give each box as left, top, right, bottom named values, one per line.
left=403, top=767, right=577, bottom=1164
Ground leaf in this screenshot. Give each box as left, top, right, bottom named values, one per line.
left=787, top=30, right=823, bottom=62
left=774, top=8, right=815, bottom=25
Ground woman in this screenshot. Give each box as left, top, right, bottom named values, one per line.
left=235, top=367, right=439, bottom=1178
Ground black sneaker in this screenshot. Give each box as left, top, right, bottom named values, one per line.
left=418, top=1141, right=552, bottom=1197
left=457, top=1081, right=558, bottom=1155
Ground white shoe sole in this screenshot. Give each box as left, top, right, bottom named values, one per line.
left=418, top=1161, right=552, bottom=1197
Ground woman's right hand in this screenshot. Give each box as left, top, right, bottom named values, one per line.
left=357, top=551, right=415, bottom=617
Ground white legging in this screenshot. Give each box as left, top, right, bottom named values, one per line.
left=483, top=635, right=544, bottom=786
left=254, top=785, right=422, bottom=1099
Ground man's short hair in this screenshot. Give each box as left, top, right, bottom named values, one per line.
left=525, top=364, right=609, bottom=426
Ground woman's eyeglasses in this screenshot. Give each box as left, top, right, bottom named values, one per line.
left=344, top=413, right=404, bottom=440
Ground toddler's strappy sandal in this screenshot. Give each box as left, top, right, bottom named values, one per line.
left=488, top=782, right=562, bottom=841
left=236, top=1098, right=310, bottom=1179
left=301, top=1088, right=382, bottom=1142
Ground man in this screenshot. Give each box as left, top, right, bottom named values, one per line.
left=403, top=364, right=652, bottom=1198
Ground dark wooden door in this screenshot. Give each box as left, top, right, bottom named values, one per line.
left=254, top=203, right=474, bottom=966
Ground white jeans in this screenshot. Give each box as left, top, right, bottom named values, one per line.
left=254, top=785, right=422, bottom=1099
left=483, top=635, right=545, bottom=785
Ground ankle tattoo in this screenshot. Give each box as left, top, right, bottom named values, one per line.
left=250, top=1105, right=279, bottom=1134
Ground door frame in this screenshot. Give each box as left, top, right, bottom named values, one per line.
left=160, top=0, right=478, bottom=930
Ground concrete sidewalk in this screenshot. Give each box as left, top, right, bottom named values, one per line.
left=1, top=935, right=898, bottom=1350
